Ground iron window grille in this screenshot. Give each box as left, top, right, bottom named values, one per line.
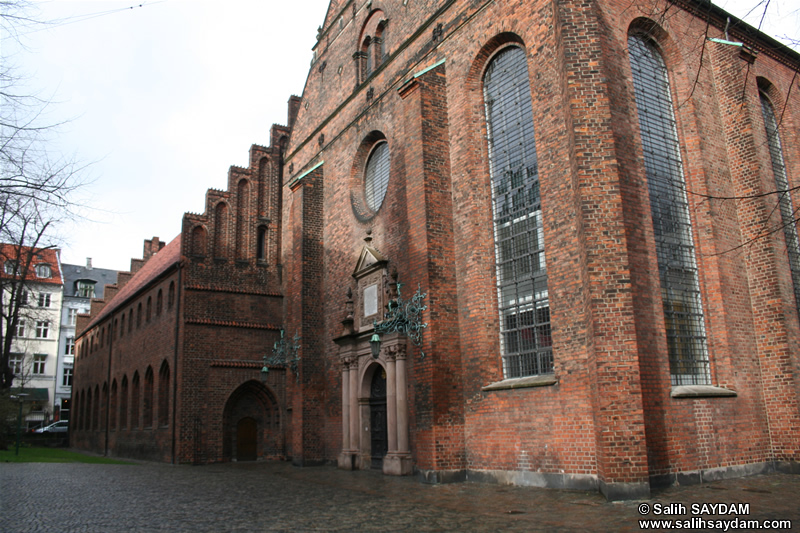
left=484, top=46, right=553, bottom=378
left=628, top=35, right=710, bottom=386
left=760, top=91, right=800, bottom=316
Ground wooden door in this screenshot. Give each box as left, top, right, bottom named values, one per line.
left=236, top=417, right=257, bottom=461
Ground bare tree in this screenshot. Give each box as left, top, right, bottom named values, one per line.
left=0, top=0, right=86, bottom=396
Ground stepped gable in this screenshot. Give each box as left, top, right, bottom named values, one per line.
left=79, top=235, right=181, bottom=333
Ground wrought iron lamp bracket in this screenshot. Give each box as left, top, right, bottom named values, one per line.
left=373, top=282, right=428, bottom=358
left=262, top=329, right=302, bottom=382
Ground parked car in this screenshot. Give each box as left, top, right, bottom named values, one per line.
left=34, top=421, right=69, bottom=433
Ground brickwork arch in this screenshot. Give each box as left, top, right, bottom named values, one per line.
left=222, top=380, right=283, bottom=461
left=191, top=225, right=208, bottom=258
left=214, top=202, right=229, bottom=259
left=236, top=179, right=250, bottom=260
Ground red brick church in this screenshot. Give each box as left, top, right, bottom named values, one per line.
left=72, top=0, right=800, bottom=500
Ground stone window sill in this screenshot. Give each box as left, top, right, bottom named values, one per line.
left=671, top=385, right=737, bottom=398
left=482, top=374, right=558, bottom=391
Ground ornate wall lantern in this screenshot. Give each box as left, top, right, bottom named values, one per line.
left=370, top=333, right=381, bottom=358
left=373, top=282, right=428, bottom=358
left=261, top=329, right=301, bottom=382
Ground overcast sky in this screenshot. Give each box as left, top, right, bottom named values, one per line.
left=5, top=0, right=798, bottom=272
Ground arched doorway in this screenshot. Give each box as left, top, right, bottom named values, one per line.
left=370, top=368, right=388, bottom=469
left=222, top=381, right=282, bottom=462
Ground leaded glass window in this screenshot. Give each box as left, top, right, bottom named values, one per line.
left=628, top=35, right=710, bottom=385
left=760, top=91, right=800, bottom=316
left=484, top=46, right=552, bottom=378
left=365, top=141, right=390, bottom=212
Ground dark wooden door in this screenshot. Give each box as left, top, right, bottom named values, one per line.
left=236, top=417, right=257, bottom=461
left=370, top=370, right=388, bottom=469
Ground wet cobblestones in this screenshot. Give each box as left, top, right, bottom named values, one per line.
left=2, top=459, right=798, bottom=532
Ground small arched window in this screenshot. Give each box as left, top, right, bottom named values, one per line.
left=257, top=226, right=268, bottom=261
left=146, top=296, right=152, bottom=322
left=168, top=282, right=175, bottom=309
left=156, top=290, right=163, bottom=316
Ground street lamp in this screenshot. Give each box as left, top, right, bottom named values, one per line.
left=10, top=393, right=28, bottom=456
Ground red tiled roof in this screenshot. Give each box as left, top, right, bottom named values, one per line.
left=82, top=235, right=181, bottom=333
left=0, top=244, right=63, bottom=286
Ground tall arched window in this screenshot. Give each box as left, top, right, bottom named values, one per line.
left=168, top=281, right=175, bottom=309
left=85, top=388, right=92, bottom=431
left=143, top=366, right=154, bottom=428
left=131, top=372, right=140, bottom=430
left=158, top=361, right=170, bottom=427
left=110, top=380, right=118, bottom=430
left=92, top=385, right=100, bottom=430
left=628, top=33, right=709, bottom=385
left=120, top=375, right=128, bottom=429
left=760, top=88, right=800, bottom=315
left=483, top=45, right=552, bottom=378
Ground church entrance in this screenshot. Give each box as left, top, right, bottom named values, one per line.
left=370, top=369, right=388, bottom=469
left=222, top=380, right=282, bottom=462
left=236, top=417, right=258, bottom=461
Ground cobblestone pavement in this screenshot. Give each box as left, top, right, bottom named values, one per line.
left=2, top=458, right=799, bottom=532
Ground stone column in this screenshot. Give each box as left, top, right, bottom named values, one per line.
left=338, top=356, right=353, bottom=469
left=395, top=347, right=409, bottom=455
left=349, top=356, right=359, bottom=461
left=385, top=349, right=397, bottom=454
left=383, top=343, right=412, bottom=475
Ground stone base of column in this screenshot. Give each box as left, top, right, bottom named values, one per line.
left=383, top=452, right=413, bottom=476
left=338, top=451, right=357, bottom=470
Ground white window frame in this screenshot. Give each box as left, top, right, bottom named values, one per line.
left=35, top=320, right=49, bottom=339
left=38, top=292, right=51, bottom=307
left=32, top=354, right=46, bottom=375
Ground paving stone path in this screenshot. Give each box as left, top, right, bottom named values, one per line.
left=2, top=459, right=798, bottom=532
